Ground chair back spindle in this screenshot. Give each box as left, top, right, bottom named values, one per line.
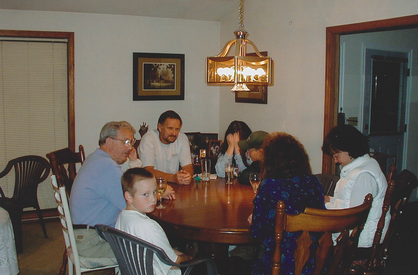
left=51, top=175, right=118, bottom=275
left=273, top=194, right=373, bottom=275
left=96, top=224, right=218, bottom=275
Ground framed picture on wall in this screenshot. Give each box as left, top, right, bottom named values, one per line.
left=199, top=133, right=218, bottom=151
left=235, top=84, right=268, bottom=104
left=208, top=140, right=222, bottom=157
left=235, top=51, right=268, bottom=104
left=133, top=52, right=185, bottom=101
left=185, top=132, right=200, bottom=155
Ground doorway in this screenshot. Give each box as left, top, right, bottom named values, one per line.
left=363, top=49, right=408, bottom=172
left=323, top=14, right=418, bottom=175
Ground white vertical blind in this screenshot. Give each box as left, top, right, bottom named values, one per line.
left=0, top=39, right=68, bottom=209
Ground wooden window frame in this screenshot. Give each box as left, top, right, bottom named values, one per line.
left=0, top=30, right=75, bottom=151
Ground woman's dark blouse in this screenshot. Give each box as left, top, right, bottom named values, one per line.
left=251, top=175, right=325, bottom=275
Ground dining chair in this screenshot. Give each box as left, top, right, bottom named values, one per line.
left=95, top=224, right=218, bottom=275
left=350, top=168, right=418, bottom=275
left=314, top=173, right=340, bottom=196
left=272, top=194, right=373, bottom=275
left=51, top=175, right=118, bottom=275
left=46, top=145, right=85, bottom=275
left=0, top=155, right=50, bottom=253
left=46, top=145, right=85, bottom=193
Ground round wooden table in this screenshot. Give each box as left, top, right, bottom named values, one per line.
left=148, top=178, right=259, bottom=273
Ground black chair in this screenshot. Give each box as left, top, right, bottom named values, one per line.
left=0, top=155, right=50, bottom=253
left=95, top=224, right=218, bottom=275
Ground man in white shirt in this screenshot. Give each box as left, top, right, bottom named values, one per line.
left=139, top=110, right=193, bottom=185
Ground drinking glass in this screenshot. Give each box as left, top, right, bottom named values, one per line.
left=201, top=159, right=211, bottom=181
left=249, top=173, right=261, bottom=194
left=156, top=178, right=167, bottom=209
left=225, top=163, right=234, bottom=184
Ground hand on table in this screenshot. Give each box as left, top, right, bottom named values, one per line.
left=176, top=170, right=191, bottom=185
left=162, top=184, right=176, bottom=200
left=324, top=195, right=330, bottom=203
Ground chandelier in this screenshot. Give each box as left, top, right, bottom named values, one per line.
left=206, top=0, right=272, bottom=92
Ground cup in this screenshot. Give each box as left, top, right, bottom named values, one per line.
left=225, top=163, right=234, bottom=184
left=200, top=159, right=211, bottom=181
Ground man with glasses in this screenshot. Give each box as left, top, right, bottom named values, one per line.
left=69, top=121, right=139, bottom=262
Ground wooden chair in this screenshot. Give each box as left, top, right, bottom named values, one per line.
left=0, top=155, right=50, bottom=253
left=272, top=194, right=373, bottom=275
left=350, top=168, right=418, bottom=275
left=315, top=173, right=340, bottom=196
left=46, top=145, right=85, bottom=275
left=95, top=224, right=218, bottom=275
left=51, top=176, right=118, bottom=275
left=46, top=145, right=85, bottom=193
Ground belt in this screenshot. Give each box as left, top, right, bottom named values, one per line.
left=73, top=224, right=92, bottom=229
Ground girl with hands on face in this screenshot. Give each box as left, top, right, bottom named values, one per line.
left=215, top=121, right=252, bottom=178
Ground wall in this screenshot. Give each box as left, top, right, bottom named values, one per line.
left=218, top=0, right=418, bottom=174
left=0, top=9, right=221, bottom=155
left=1, top=0, right=418, bottom=175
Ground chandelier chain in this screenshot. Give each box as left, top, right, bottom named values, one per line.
left=239, top=0, right=244, bottom=30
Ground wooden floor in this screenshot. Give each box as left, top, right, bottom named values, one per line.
left=16, top=201, right=418, bottom=275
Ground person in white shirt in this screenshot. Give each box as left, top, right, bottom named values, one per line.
left=322, top=124, right=390, bottom=248
left=139, top=110, right=193, bottom=185
left=116, top=168, right=191, bottom=274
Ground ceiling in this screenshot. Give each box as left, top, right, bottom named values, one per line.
left=0, top=0, right=238, bottom=22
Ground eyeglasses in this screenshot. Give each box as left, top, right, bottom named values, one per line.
left=112, top=137, right=136, bottom=146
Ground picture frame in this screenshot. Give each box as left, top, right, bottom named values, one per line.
left=235, top=51, right=268, bottom=104
left=185, top=132, right=201, bottom=155
left=208, top=140, right=222, bottom=158
left=133, top=52, right=185, bottom=101
left=199, top=133, right=219, bottom=151
left=235, top=84, right=268, bottom=104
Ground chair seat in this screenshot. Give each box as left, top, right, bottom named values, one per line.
left=67, top=248, right=117, bottom=269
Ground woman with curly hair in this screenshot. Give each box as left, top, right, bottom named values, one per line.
left=215, top=120, right=252, bottom=178
left=249, top=132, right=325, bottom=275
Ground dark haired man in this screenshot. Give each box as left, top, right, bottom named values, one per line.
left=139, top=110, right=193, bottom=184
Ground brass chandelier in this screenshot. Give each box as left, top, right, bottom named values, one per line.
left=206, top=0, right=272, bottom=92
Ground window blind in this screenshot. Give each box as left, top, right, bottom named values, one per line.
left=0, top=40, right=68, bottom=209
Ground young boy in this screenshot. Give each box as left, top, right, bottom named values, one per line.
left=116, top=168, right=191, bottom=274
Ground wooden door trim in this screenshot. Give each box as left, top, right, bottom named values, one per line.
left=323, top=14, right=418, bottom=174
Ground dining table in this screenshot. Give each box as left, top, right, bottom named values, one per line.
left=0, top=207, right=19, bottom=275
left=148, top=177, right=259, bottom=273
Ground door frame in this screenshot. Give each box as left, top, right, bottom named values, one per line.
left=323, top=14, right=418, bottom=174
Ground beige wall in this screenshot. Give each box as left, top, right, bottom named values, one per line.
left=218, top=0, right=418, bottom=175
left=1, top=0, right=418, bottom=176
left=0, top=9, right=222, bottom=154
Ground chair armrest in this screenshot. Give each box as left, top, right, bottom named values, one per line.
left=178, top=257, right=217, bottom=275
left=0, top=162, right=13, bottom=179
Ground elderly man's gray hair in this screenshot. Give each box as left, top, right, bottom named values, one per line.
left=99, top=121, right=135, bottom=145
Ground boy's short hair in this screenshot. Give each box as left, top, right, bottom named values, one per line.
left=121, top=168, right=154, bottom=196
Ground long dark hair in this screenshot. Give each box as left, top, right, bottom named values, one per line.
left=261, top=132, right=312, bottom=179
left=220, top=121, right=252, bottom=167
